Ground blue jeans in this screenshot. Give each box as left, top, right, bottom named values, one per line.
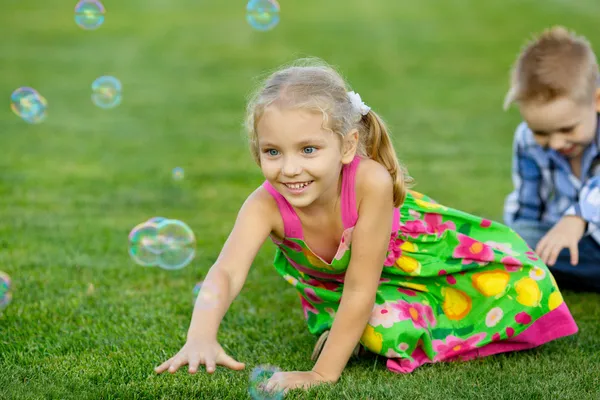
left=510, top=220, right=600, bottom=293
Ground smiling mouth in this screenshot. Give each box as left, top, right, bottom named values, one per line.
left=560, top=145, right=577, bottom=154
left=283, top=181, right=314, bottom=190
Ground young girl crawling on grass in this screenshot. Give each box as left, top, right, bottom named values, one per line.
left=155, top=59, right=577, bottom=394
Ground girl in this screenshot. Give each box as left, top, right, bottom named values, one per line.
left=155, top=59, right=578, bottom=393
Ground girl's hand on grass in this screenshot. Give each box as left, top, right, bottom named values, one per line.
left=154, top=338, right=245, bottom=375
left=264, top=370, right=334, bottom=395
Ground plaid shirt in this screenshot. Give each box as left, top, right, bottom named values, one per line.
left=504, top=114, right=600, bottom=245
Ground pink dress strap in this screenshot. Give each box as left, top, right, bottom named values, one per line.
left=341, top=155, right=401, bottom=233
left=262, top=181, right=303, bottom=238
left=341, top=156, right=361, bottom=229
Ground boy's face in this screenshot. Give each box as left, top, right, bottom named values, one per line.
left=519, top=90, right=600, bottom=159
left=256, top=106, right=357, bottom=211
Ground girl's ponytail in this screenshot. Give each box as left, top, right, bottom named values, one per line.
left=360, top=111, right=412, bottom=208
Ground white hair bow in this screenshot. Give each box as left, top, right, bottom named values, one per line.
left=347, top=91, right=371, bottom=116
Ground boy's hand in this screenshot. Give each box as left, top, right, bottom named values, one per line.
left=536, top=216, right=586, bottom=267
left=155, top=338, right=245, bottom=375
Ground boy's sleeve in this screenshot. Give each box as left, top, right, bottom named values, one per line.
left=504, top=123, right=544, bottom=224
left=563, top=176, right=600, bottom=234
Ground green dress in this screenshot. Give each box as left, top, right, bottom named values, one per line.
left=262, top=156, right=578, bottom=373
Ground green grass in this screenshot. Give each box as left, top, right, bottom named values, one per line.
left=1, top=0, right=600, bottom=398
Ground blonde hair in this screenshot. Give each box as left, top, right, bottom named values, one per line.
left=245, top=58, right=412, bottom=207
left=504, top=26, right=599, bottom=110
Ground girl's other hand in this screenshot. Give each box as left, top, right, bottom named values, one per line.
left=154, top=338, right=245, bottom=374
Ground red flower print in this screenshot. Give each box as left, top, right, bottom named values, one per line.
left=501, top=256, right=522, bottom=272
left=399, top=219, right=428, bottom=238
left=392, top=301, right=436, bottom=329
left=515, top=312, right=532, bottom=325
left=384, top=234, right=405, bottom=266
left=452, top=234, right=495, bottom=265
left=423, top=213, right=457, bottom=237
left=432, top=333, right=487, bottom=361
left=480, top=219, right=492, bottom=228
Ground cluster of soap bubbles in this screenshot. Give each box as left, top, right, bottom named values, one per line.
left=10, top=0, right=279, bottom=124
left=249, top=365, right=285, bottom=400
left=10, top=0, right=121, bottom=124
left=129, top=218, right=196, bottom=270
left=0, top=271, right=12, bottom=312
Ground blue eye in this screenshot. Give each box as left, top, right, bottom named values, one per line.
left=266, top=149, right=279, bottom=156
left=303, top=147, right=316, bottom=154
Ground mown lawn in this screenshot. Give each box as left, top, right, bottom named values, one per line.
left=1, top=0, right=599, bottom=398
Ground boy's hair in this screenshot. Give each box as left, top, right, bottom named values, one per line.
left=245, top=58, right=412, bottom=207
left=504, top=26, right=599, bottom=110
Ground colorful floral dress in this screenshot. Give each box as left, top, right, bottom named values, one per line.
left=262, top=155, right=578, bottom=373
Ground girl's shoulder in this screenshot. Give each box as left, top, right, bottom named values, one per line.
left=252, top=184, right=286, bottom=241
left=354, top=158, right=394, bottom=210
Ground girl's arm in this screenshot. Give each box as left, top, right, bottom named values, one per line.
left=187, top=186, right=277, bottom=341
left=312, top=161, right=394, bottom=382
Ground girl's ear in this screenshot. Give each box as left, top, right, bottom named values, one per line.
left=595, top=87, right=600, bottom=113
left=341, top=129, right=359, bottom=164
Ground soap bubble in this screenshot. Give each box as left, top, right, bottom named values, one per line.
left=128, top=220, right=161, bottom=267
left=91, top=76, right=122, bottom=109
left=10, top=87, right=48, bottom=124
left=0, top=271, right=12, bottom=311
left=193, top=280, right=220, bottom=309
left=156, top=219, right=196, bottom=270
left=246, top=0, right=280, bottom=31
left=172, top=167, right=184, bottom=181
left=249, top=365, right=284, bottom=400
left=128, top=218, right=196, bottom=269
left=192, top=280, right=203, bottom=300
left=75, top=0, right=105, bottom=30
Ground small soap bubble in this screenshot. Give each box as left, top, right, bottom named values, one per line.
left=249, top=365, right=284, bottom=400
left=172, top=167, right=184, bottom=181
left=75, top=0, right=105, bottom=30
left=156, top=220, right=196, bottom=270
left=10, top=87, right=48, bottom=124
left=192, top=280, right=203, bottom=300
left=246, top=0, right=280, bottom=31
left=128, top=220, right=161, bottom=267
left=0, top=271, right=12, bottom=311
left=193, top=280, right=220, bottom=309
left=91, top=76, right=122, bottom=109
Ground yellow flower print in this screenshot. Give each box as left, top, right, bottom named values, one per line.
left=548, top=291, right=563, bottom=311
left=283, top=274, right=298, bottom=286
left=442, top=287, right=472, bottom=320
left=408, top=190, right=425, bottom=199
left=302, top=248, right=336, bottom=271
left=360, top=324, right=383, bottom=353
left=393, top=242, right=422, bottom=274
left=399, top=282, right=428, bottom=292
left=415, top=199, right=445, bottom=210
left=528, top=266, right=546, bottom=281
left=515, top=277, right=542, bottom=307
left=471, top=270, right=510, bottom=297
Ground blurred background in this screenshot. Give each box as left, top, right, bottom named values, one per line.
left=1, top=0, right=599, bottom=398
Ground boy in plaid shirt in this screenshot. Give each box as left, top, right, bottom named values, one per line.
left=504, top=26, right=600, bottom=292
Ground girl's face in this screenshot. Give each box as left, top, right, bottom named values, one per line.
left=257, top=106, right=356, bottom=212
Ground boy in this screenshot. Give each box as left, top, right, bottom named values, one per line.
left=503, top=26, right=600, bottom=292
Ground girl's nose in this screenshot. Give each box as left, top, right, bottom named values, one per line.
left=281, top=157, right=302, bottom=176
